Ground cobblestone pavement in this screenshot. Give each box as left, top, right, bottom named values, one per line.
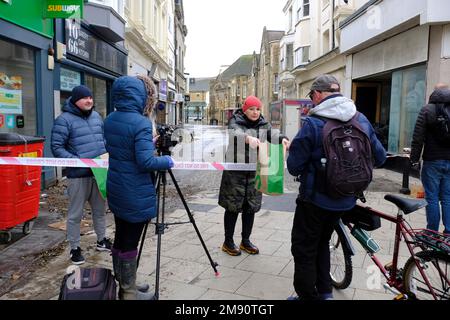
left=1, top=168, right=431, bottom=300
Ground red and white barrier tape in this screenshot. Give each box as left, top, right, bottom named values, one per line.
left=0, top=157, right=256, bottom=171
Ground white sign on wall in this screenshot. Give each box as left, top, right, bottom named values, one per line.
left=60, top=68, right=81, bottom=92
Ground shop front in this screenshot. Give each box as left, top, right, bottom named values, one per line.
left=54, top=2, right=127, bottom=119
left=0, top=0, right=54, bottom=185
left=346, top=25, right=429, bottom=155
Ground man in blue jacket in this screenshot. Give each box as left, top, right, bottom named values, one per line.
left=51, top=85, right=111, bottom=265
left=287, top=75, right=386, bottom=300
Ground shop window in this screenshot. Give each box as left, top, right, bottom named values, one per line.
left=85, top=75, right=107, bottom=119
left=388, top=65, right=426, bottom=154
left=0, top=39, right=36, bottom=136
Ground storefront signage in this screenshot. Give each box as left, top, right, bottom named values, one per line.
left=65, top=19, right=127, bottom=75
left=0, top=73, right=22, bottom=114
left=43, top=0, right=83, bottom=19
left=60, top=68, right=80, bottom=91
left=16, top=115, right=24, bottom=128
left=0, top=0, right=53, bottom=38
left=5, top=115, right=15, bottom=128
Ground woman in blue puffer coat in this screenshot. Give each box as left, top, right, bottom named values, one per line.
left=104, top=75, right=173, bottom=300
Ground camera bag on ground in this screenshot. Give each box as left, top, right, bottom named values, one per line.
left=315, top=112, right=373, bottom=200
left=433, top=103, right=450, bottom=146
left=59, top=267, right=116, bottom=300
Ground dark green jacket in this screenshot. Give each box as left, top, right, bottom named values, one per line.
left=218, top=110, right=284, bottom=213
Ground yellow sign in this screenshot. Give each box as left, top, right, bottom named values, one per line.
left=19, top=152, right=38, bottom=158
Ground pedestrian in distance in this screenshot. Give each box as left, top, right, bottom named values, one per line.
left=410, top=86, right=450, bottom=235
left=104, top=75, right=174, bottom=300
left=51, top=85, right=112, bottom=265
left=218, top=95, right=290, bottom=256
left=286, top=75, right=386, bottom=300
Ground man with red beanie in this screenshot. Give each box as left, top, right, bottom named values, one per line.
left=218, top=95, right=289, bottom=256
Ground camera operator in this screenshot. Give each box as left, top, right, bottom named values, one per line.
left=104, top=75, right=174, bottom=300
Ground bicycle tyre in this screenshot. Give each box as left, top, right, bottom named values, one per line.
left=403, top=250, right=450, bottom=300
left=330, top=229, right=353, bottom=289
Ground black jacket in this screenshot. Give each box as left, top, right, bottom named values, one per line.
left=410, top=88, right=450, bottom=163
left=218, top=110, right=285, bottom=213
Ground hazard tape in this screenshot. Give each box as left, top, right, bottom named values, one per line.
left=0, top=157, right=256, bottom=171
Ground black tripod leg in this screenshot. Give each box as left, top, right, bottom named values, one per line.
left=167, top=169, right=219, bottom=275
left=137, top=172, right=161, bottom=269
left=153, top=171, right=166, bottom=300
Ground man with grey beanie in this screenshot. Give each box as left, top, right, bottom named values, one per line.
left=287, top=74, right=386, bottom=300
left=51, top=85, right=112, bottom=265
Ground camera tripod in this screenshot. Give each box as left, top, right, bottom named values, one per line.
left=136, top=168, right=219, bottom=300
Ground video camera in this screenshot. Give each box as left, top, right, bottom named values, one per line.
left=156, top=124, right=179, bottom=155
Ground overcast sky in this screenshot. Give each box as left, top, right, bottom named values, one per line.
left=183, top=0, right=286, bottom=78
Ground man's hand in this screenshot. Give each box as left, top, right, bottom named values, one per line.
left=246, top=136, right=260, bottom=149
left=282, top=138, right=290, bottom=151
left=410, top=161, right=420, bottom=171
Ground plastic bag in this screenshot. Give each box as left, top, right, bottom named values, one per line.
left=255, top=142, right=285, bottom=195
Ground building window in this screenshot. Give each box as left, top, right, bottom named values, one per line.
left=140, top=0, right=145, bottom=25
left=153, top=4, right=158, bottom=37
left=294, top=46, right=310, bottom=67
left=85, top=75, right=107, bottom=119
left=289, top=7, right=293, bottom=31
left=273, top=74, right=279, bottom=94
left=298, top=0, right=310, bottom=20
left=0, top=39, right=36, bottom=136
left=303, top=0, right=310, bottom=17
left=286, top=43, right=294, bottom=70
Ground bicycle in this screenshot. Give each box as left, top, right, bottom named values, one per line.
left=330, top=194, right=450, bottom=300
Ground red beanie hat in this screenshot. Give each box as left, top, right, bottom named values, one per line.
left=242, top=95, right=262, bottom=112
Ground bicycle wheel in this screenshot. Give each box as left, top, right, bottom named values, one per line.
left=330, top=229, right=353, bottom=289
left=403, top=250, right=450, bottom=300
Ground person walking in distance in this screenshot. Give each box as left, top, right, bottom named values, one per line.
left=51, top=85, right=112, bottom=265
left=287, top=75, right=386, bottom=300
left=218, top=95, right=289, bottom=256
left=104, top=75, right=174, bottom=300
left=410, top=86, right=450, bottom=235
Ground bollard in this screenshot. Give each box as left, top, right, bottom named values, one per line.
left=399, top=156, right=411, bottom=195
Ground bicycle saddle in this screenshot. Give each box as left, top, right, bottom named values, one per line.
left=384, top=194, right=427, bottom=214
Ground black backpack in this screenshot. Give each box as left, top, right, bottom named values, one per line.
left=434, top=104, right=450, bottom=146
left=315, top=112, right=373, bottom=200
left=59, top=267, right=116, bottom=300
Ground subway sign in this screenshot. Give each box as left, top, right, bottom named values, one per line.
left=43, top=0, right=83, bottom=19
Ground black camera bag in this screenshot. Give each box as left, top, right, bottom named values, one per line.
left=59, top=267, right=116, bottom=300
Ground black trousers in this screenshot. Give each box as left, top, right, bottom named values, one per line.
left=291, top=200, right=344, bottom=300
left=224, top=202, right=255, bottom=243
left=113, top=216, right=146, bottom=253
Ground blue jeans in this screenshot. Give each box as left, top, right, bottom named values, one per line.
left=421, top=160, right=450, bottom=235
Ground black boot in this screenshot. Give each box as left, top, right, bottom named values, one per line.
left=240, top=239, right=259, bottom=254
left=241, top=211, right=258, bottom=254
left=222, top=211, right=241, bottom=256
